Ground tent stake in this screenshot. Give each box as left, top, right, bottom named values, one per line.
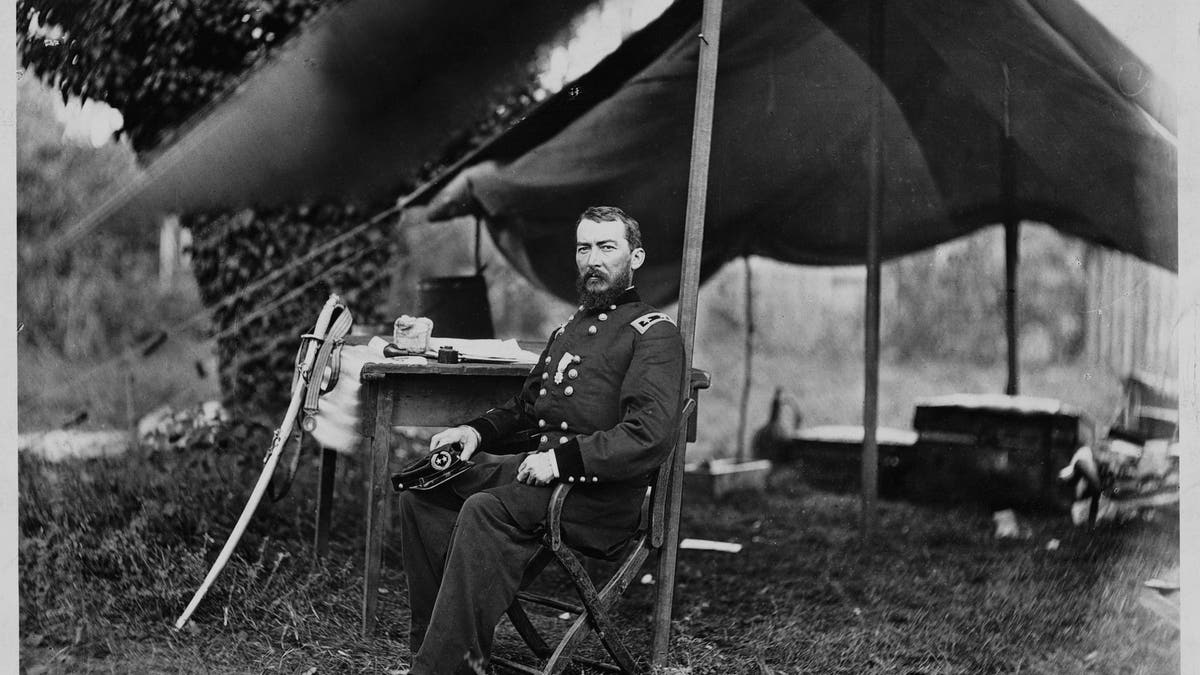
left=653, top=0, right=723, bottom=666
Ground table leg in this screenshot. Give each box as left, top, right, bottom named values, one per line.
left=363, top=386, right=394, bottom=636
left=314, top=448, right=337, bottom=557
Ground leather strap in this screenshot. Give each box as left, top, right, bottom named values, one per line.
left=270, top=301, right=354, bottom=502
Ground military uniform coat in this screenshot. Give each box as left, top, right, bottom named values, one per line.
left=463, top=286, right=686, bottom=552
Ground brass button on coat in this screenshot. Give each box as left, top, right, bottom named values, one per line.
left=568, top=369, right=578, bottom=379
left=587, top=325, right=597, bottom=335
left=564, top=386, right=574, bottom=396
left=560, top=421, right=568, bottom=430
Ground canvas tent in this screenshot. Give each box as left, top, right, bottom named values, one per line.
left=67, top=0, right=1176, bottom=306
left=418, top=0, right=1176, bottom=306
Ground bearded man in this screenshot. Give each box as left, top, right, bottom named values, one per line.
left=397, top=206, right=686, bottom=674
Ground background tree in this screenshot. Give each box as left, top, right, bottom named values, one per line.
left=16, top=72, right=172, bottom=360
left=884, top=225, right=1087, bottom=364
left=17, top=0, right=337, bottom=153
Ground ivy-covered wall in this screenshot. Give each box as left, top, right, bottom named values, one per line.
left=186, top=201, right=394, bottom=414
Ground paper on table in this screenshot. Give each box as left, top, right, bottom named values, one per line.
left=366, top=336, right=390, bottom=355
left=424, top=338, right=540, bottom=364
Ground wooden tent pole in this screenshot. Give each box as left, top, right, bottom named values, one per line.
left=736, top=256, right=755, bottom=461
left=1005, top=222, right=1020, bottom=394
left=652, top=0, right=723, bottom=665
left=1002, top=63, right=1020, bottom=395
left=860, top=0, right=885, bottom=540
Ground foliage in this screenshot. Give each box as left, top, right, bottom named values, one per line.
left=16, top=73, right=219, bottom=432
left=883, top=225, right=1088, bottom=364
left=186, top=202, right=394, bottom=414
left=17, top=0, right=337, bottom=153
left=413, top=80, right=545, bottom=186
left=16, top=73, right=203, bottom=363
left=138, top=401, right=263, bottom=455
left=16, top=73, right=143, bottom=241
left=18, top=335, right=221, bottom=432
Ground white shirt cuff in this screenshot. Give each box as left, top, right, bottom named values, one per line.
left=548, top=450, right=561, bottom=478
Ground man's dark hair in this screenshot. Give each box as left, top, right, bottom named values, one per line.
left=577, top=206, right=642, bottom=250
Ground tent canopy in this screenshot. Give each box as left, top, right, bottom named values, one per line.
left=73, top=0, right=1176, bottom=307
left=421, top=0, right=1176, bottom=306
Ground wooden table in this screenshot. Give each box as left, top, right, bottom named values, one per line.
left=311, top=355, right=532, bottom=635
left=312, top=345, right=707, bottom=636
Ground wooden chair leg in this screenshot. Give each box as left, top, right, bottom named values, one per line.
left=543, top=611, right=598, bottom=675
left=547, top=547, right=643, bottom=674
left=507, top=600, right=553, bottom=659
left=587, top=546, right=651, bottom=674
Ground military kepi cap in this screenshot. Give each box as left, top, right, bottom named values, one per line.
left=391, top=443, right=474, bottom=491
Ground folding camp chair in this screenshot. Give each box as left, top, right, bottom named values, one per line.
left=493, top=372, right=707, bottom=675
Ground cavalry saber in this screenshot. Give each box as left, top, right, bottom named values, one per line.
left=174, top=294, right=345, bottom=630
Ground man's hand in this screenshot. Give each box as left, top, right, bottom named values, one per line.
left=429, top=426, right=481, bottom=461
left=517, top=452, right=558, bottom=486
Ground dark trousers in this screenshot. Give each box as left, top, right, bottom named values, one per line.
left=399, top=456, right=645, bottom=674
left=399, top=457, right=544, bottom=674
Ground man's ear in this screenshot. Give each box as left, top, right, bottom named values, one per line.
left=630, top=247, right=645, bottom=270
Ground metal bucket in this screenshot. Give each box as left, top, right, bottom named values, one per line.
left=418, top=275, right=495, bottom=339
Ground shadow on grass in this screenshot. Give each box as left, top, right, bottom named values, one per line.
left=19, top=445, right=1178, bottom=674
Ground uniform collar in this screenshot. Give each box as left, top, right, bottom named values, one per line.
left=615, top=286, right=640, bottom=306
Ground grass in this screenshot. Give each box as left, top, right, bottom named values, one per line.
left=18, top=338, right=222, bottom=433
left=18, top=430, right=1178, bottom=674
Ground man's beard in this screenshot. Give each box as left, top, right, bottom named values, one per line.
left=575, top=265, right=633, bottom=310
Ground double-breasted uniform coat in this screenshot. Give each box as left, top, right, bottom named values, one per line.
left=399, top=287, right=685, bottom=674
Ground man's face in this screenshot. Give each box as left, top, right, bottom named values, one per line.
left=575, top=218, right=644, bottom=307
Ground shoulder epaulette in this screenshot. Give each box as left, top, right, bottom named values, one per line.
left=630, top=312, right=674, bottom=334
